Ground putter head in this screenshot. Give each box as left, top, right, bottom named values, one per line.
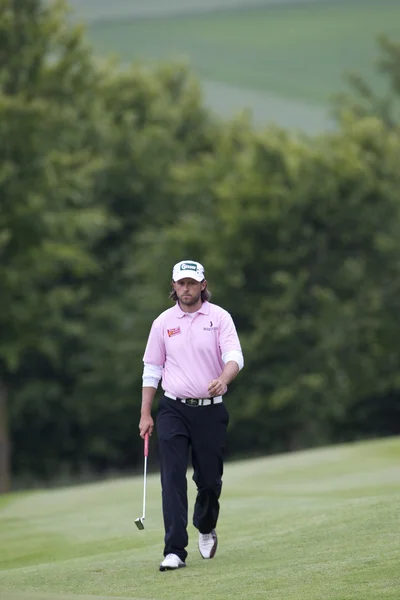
left=135, top=517, right=145, bottom=530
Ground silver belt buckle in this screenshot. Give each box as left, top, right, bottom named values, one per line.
left=186, top=398, right=199, bottom=406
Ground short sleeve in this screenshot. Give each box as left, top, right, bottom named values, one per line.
left=218, top=311, right=242, bottom=356
left=143, top=319, right=166, bottom=366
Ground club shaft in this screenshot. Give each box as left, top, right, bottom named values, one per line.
left=142, top=455, right=147, bottom=518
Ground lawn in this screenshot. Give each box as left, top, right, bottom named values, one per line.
left=1, top=436, right=399, bottom=600
left=84, top=0, right=400, bottom=104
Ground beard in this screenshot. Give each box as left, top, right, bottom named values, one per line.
left=179, top=292, right=201, bottom=306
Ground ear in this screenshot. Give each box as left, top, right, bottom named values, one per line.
left=201, top=280, right=207, bottom=291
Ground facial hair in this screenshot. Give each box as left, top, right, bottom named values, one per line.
left=179, top=290, right=202, bottom=306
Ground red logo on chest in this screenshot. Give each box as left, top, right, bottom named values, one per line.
left=167, top=327, right=181, bottom=337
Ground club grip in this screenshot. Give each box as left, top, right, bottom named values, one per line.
left=144, top=432, right=149, bottom=457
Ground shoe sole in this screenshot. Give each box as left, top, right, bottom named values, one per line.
left=159, top=564, right=186, bottom=572
left=209, top=538, right=217, bottom=558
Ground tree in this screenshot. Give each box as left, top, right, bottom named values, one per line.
left=3, top=0, right=224, bottom=481
left=333, top=34, right=400, bottom=128
left=58, top=62, right=224, bottom=475
left=132, top=115, right=400, bottom=455
left=0, top=0, right=108, bottom=490
left=4, top=2, right=400, bottom=486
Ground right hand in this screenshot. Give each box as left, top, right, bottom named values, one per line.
left=139, top=414, right=154, bottom=439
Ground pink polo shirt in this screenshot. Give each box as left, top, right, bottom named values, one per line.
left=143, top=301, right=242, bottom=399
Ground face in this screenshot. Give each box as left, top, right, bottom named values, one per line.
left=173, top=278, right=206, bottom=308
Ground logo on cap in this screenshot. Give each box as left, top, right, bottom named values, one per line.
left=180, top=262, right=197, bottom=271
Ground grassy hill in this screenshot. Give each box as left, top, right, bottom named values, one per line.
left=72, top=0, right=400, bottom=132
left=1, top=437, right=399, bottom=599
left=84, top=0, right=400, bottom=104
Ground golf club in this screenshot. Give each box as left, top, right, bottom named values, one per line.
left=135, top=431, right=149, bottom=530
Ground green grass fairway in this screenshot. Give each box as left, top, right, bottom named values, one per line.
left=84, top=0, right=400, bottom=104
left=1, top=437, right=399, bottom=600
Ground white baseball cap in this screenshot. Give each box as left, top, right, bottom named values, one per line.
left=172, top=260, right=205, bottom=282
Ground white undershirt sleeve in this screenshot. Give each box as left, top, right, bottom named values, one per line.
left=222, top=350, right=244, bottom=371
left=142, top=362, right=163, bottom=389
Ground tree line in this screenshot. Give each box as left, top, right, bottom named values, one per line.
left=1, top=0, right=400, bottom=490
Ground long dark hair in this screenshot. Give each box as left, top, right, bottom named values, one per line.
left=169, top=281, right=211, bottom=303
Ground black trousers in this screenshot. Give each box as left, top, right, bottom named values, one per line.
left=156, top=394, right=229, bottom=561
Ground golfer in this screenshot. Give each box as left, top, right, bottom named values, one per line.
left=139, top=260, right=244, bottom=571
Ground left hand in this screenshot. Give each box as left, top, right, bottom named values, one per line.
left=208, top=378, right=227, bottom=397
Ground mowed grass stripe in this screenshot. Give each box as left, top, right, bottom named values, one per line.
left=201, top=80, right=334, bottom=133
left=67, top=0, right=332, bottom=21
left=85, top=0, right=400, bottom=104
left=1, top=437, right=399, bottom=600
left=0, top=593, right=155, bottom=600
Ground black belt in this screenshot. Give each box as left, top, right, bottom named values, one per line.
left=164, top=392, right=223, bottom=406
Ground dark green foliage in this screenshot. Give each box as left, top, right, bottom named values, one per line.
left=1, top=1, right=399, bottom=487
left=333, top=34, right=400, bottom=128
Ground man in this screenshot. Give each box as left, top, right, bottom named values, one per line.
left=139, top=260, right=244, bottom=572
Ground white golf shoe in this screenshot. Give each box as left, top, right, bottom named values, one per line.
left=198, top=529, right=218, bottom=559
left=159, top=553, right=186, bottom=571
